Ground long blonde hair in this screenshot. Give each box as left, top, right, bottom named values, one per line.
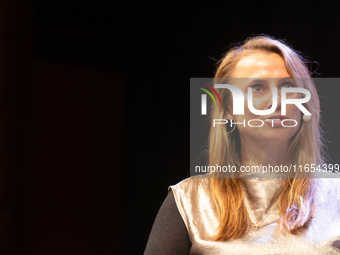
left=209, top=35, right=325, bottom=240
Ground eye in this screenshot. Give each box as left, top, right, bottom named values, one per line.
left=282, top=82, right=294, bottom=88
left=251, top=84, right=263, bottom=92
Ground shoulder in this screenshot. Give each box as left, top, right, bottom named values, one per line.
left=314, top=171, right=340, bottom=191
left=168, top=175, right=219, bottom=242
left=169, top=175, right=212, bottom=211
left=169, top=175, right=210, bottom=194
left=168, top=175, right=215, bottom=229
left=314, top=172, right=340, bottom=211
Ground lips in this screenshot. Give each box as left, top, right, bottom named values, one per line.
left=264, top=115, right=288, bottom=127
left=266, top=115, right=288, bottom=120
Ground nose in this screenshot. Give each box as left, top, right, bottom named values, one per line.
left=267, top=91, right=281, bottom=111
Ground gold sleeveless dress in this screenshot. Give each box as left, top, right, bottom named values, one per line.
left=170, top=172, right=340, bottom=254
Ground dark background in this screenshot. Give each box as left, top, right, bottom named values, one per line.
left=0, top=1, right=339, bottom=254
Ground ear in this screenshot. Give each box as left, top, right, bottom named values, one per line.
left=225, top=109, right=233, bottom=120
left=225, top=103, right=233, bottom=120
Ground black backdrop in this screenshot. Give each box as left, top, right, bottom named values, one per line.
left=1, top=1, right=340, bottom=254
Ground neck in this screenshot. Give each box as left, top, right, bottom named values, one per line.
left=239, top=135, right=290, bottom=174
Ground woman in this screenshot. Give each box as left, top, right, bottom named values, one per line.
left=144, top=36, right=340, bottom=254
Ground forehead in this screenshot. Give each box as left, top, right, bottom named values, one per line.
left=232, top=51, right=291, bottom=79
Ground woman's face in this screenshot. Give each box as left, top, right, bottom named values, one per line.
left=226, top=51, right=301, bottom=145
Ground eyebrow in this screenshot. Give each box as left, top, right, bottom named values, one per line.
left=279, top=77, right=294, bottom=82
left=241, top=77, right=294, bottom=92
left=249, top=77, right=292, bottom=83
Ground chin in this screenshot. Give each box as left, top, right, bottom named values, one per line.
left=262, top=130, right=297, bottom=144
left=241, top=129, right=297, bottom=145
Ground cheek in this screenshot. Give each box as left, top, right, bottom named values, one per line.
left=287, top=104, right=301, bottom=118
left=242, top=98, right=267, bottom=117
left=286, top=105, right=301, bottom=130
left=251, top=97, right=268, bottom=109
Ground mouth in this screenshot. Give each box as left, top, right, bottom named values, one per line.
left=264, top=115, right=288, bottom=127
left=266, top=115, right=288, bottom=120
